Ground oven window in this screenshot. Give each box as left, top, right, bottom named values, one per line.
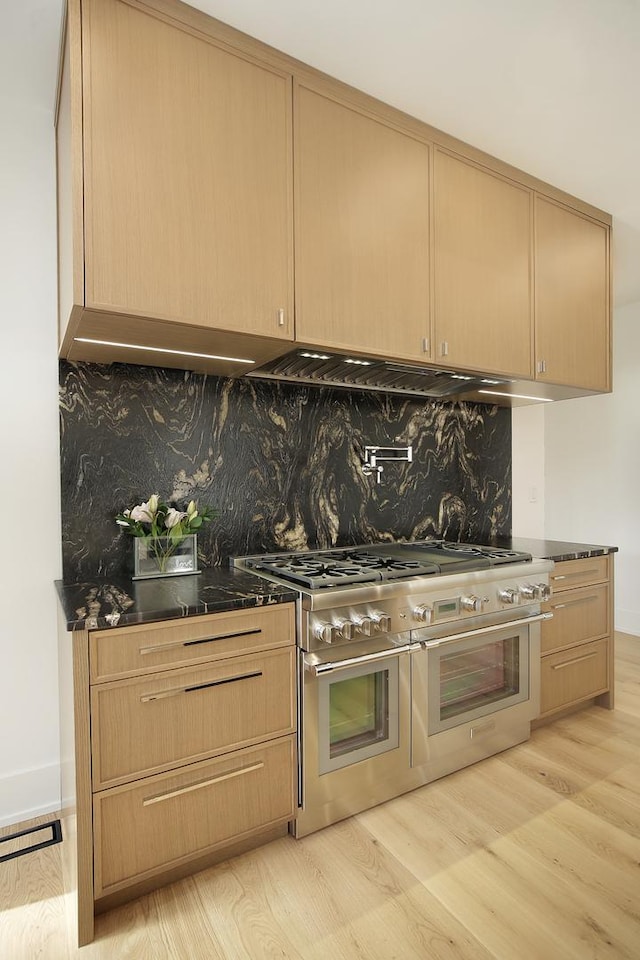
left=329, top=671, right=388, bottom=758
left=439, top=635, right=520, bottom=722
left=317, top=657, right=400, bottom=774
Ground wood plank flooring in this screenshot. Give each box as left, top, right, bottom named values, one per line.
left=1, top=632, right=639, bottom=959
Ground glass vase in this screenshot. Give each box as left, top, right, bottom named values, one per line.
left=132, top=534, right=199, bottom=580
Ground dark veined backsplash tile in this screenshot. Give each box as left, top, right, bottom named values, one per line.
left=59, top=361, right=511, bottom=581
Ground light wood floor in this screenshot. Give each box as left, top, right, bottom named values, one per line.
left=2, top=633, right=639, bottom=959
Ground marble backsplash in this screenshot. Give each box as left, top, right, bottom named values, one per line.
left=59, top=361, right=512, bottom=582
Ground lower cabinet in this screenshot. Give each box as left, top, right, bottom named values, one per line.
left=64, top=602, right=297, bottom=946
left=537, top=555, right=614, bottom=720
left=94, top=736, right=295, bottom=897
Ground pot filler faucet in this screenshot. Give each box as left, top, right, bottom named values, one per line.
left=362, top=445, right=413, bottom=483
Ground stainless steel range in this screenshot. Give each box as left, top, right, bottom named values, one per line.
left=234, top=540, right=553, bottom=837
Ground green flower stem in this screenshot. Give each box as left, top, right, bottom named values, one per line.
left=150, top=536, right=185, bottom=572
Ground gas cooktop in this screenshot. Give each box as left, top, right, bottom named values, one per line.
left=236, top=540, right=532, bottom=590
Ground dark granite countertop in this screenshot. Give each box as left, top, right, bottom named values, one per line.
left=488, top=537, right=618, bottom=563
left=55, top=568, right=298, bottom=631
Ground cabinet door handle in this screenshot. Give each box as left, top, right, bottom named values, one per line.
left=551, top=569, right=602, bottom=583
left=551, top=594, right=599, bottom=610
left=142, top=761, right=264, bottom=807
left=139, top=670, right=262, bottom=702
left=537, top=359, right=547, bottom=374
left=277, top=308, right=285, bottom=327
left=139, top=628, right=262, bottom=656
left=440, top=340, right=449, bottom=357
left=422, top=337, right=429, bottom=354
left=551, top=652, right=597, bottom=670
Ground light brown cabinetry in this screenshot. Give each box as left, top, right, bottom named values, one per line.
left=56, top=0, right=612, bottom=398
left=57, top=0, right=294, bottom=375
left=94, top=736, right=295, bottom=898
left=433, top=149, right=533, bottom=378
left=538, top=555, right=613, bottom=719
left=534, top=196, right=611, bottom=391
left=63, top=602, right=297, bottom=945
left=294, top=83, right=430, bottom=361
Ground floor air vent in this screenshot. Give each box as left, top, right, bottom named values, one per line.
left=0, top=819, right=62, bottom=863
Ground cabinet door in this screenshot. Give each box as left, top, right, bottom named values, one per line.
left=82, top=0, right=293, bottom=339
left=91, top=647, right=296, bottom=789
left=295, top=84, right=430, bottom=361
left=94, top=736, right=295, bottom=897
left=540, top=639, right=609, bottom=716
left=541, top=583, right=609, bottom=655
left=90, top=603, right=295, bottom=683
left=535, top=197, right=610, bottom=390
left=433, top=150, right=533, bottom=378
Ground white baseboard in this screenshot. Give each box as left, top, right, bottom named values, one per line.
left=0, top=763, right=60, bottom=829
left=615, top=608, right=640, bottom=638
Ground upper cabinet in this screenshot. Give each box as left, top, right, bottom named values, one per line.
left=56, top=0, right=612, bottom=400
left=534, top=196, right=611, bottom=392
left=433, top=150, right=533, bottom=379
left=57, top=0, right=294, bottom=375
left=294, top=83, right=430, bottom=362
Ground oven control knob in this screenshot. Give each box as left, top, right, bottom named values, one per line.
left=413, top=604, right=433, bottom=624
left=498, top=588, right=518, bottom=605
left=461, top=595, right=483, bottom=613
left=314, top=621, right=335, bottom=644
left=536, top=582, right=551, bottom=601
left=518, top=583, right=537, bottom=600
left=352, top=615, right=373, bottom=636
left=333, top=617, right=355, bottom=641
left=371, top=611, right=392, bottom=633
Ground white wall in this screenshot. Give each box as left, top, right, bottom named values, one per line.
left=0, top=2, right=63, bottom=826
left=543, top=302, right=640, bottom=635
left=512, top=302, right=640, bottom=635
left=511, top=404, right=546, bottom=538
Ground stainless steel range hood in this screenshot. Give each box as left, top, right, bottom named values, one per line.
left=245, top=348, right=508, bottom=400
left=245, top=348, right=604, bottom=405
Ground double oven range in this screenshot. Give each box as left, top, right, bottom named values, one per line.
left=234, top=541, right=553, bottom=838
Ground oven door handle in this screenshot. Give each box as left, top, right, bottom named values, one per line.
left=308, top=642, right=421, bottom=676
left=416, top=612, right=553, bottom=648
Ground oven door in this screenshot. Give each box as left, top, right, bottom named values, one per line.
left=411, top=613, right=548, bottom=770
left=295, top=636, right=418, bottom=837
left=427, top=622, right=530, bottom=734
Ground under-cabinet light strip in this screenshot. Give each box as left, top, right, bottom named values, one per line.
left=478, top=389, right=554, bottom=402
left=74, top=338, right=255, bottom=365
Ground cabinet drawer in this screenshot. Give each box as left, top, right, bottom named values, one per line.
left=540, top=639, right=608, bottom=716
left=549, top=555, right=609, bottom=593
left=94, top=736, right=295, bottom=897
left=91, top=646, right=296, bottom=789
left=541, top=582, right=608, bottom=654
left=90, top=603, right=295, bottom=681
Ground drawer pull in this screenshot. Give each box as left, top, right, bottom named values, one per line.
left=551, top=594, right=598, bottom=610
left=139, top=628, right=262, bottom=656
left=140, top=670, right=263, bottom=702
left=552, top=568, right=601, bottom=582
left=142, top=761, right=264, bottom=806
left=551, top=652, right=597, bottom=671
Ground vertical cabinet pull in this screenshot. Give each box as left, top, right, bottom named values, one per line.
left=277, top=308, right=285, bottom=327
left=537, top=359, right=547, bottom=374
left=440, top=341, right=449, bottom=357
